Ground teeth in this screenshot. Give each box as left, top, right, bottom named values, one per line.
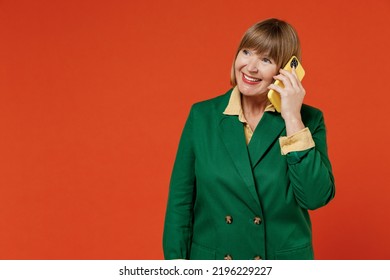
left=244, top=74, right=260, bottom=82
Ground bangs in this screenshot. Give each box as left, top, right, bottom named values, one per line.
left=238, top=27, right=287, bottom=67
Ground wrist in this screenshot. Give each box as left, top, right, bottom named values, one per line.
left=284, top=117, right=305, bottom=136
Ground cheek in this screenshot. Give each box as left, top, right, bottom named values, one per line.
left=264, top=68, right=278, bottom=82
left=234, top=54, right=247, bottom=71
left=234, top=59, right=243, bottom=72
left=234, top=63, right=243, bottom=79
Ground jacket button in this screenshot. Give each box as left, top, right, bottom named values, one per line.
left=225, top=215, right=233, bottom=224
left=224, top=254, right=233, bottom=260
left=253, top=216, right=262, bottom=225
left=254, top=255, right=262, bottom=260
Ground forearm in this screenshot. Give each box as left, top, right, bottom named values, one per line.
left=286, top=148, right=335, bottom=210
left=280, top=112, right=335, bottom=210
left=284, top=116, right=305, bottom=136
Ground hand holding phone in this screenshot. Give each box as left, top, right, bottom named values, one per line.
left=267, top=56, right=305, bottom=112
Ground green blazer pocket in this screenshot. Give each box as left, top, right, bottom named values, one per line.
left=275, top=243, right=314, bottom=260
left=190, top=242, right=216, bottom=260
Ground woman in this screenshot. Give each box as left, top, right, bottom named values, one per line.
left=163, top=18, right=335, bottom=260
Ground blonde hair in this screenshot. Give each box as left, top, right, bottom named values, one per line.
left=230, top=18, right=301, bottom=86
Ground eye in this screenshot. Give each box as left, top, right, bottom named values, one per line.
left=262, top=57, right=272, bottom=64
left=242, top=49, right=251, bottom=55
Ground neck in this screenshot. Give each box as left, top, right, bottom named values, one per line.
left=241, top=94, right=269, bottom=116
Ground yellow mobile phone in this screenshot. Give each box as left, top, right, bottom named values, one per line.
left=267, top=56, right=305, bottom=112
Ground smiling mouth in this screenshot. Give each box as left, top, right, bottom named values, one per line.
left=242, top=73, right=261, bottom=83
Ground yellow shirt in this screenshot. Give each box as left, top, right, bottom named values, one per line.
left=223, top=87, right=315, bottom=155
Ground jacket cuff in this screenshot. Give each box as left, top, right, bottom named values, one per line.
left=279, top=127, right=315, bottom=155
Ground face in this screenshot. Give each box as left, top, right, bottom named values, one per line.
left=234, top=49, right=279, bottom=97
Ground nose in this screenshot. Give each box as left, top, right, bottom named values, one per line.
left=247, top=58, right=259, bottom=73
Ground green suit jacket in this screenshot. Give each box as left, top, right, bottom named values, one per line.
left=163, top=89, right=335, bottom=260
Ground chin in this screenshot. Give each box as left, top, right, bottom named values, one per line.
left=237, top=81, right=268, bottom=95
left=238, top=86, right=267, bottom=97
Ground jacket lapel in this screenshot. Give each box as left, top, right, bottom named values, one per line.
left=247, top=112, right=285, bottom=168
left=218, top=115, right=261, bottom=209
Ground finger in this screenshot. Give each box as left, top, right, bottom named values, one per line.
left=279, top=68, right=299, bottom=89
left=288, top=68, right=306, bottom=97
left=273, top=73, right=293, bottom=91
left=268, top=83, right=286, bottom=96
left=291, top=67, right=298, bottom=79
left=291, top=67, right=304, bottom=90
left=289, top=67, right=306, bottom=93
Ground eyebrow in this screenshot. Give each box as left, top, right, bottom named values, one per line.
left=257, top=52, right=272, bottom=58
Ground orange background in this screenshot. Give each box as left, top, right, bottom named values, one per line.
left=1, top=0, right=389, bottom=260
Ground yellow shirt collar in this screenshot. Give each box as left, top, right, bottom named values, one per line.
left=223, top=87, right=276, bottom=123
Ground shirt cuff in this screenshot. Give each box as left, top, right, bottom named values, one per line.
left=279, top=127, right=315, bottom=155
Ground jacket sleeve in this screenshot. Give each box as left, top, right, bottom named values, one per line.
left=285, top=110, right=335, bottom=210
left=163, top=107, right=196, bottom=259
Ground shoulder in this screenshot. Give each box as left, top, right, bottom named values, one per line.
left=190, top=89, right=232, bottom=117
left=301, top=104, right=323, bottom=118
left=301, top=104, right=326, bottom=129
